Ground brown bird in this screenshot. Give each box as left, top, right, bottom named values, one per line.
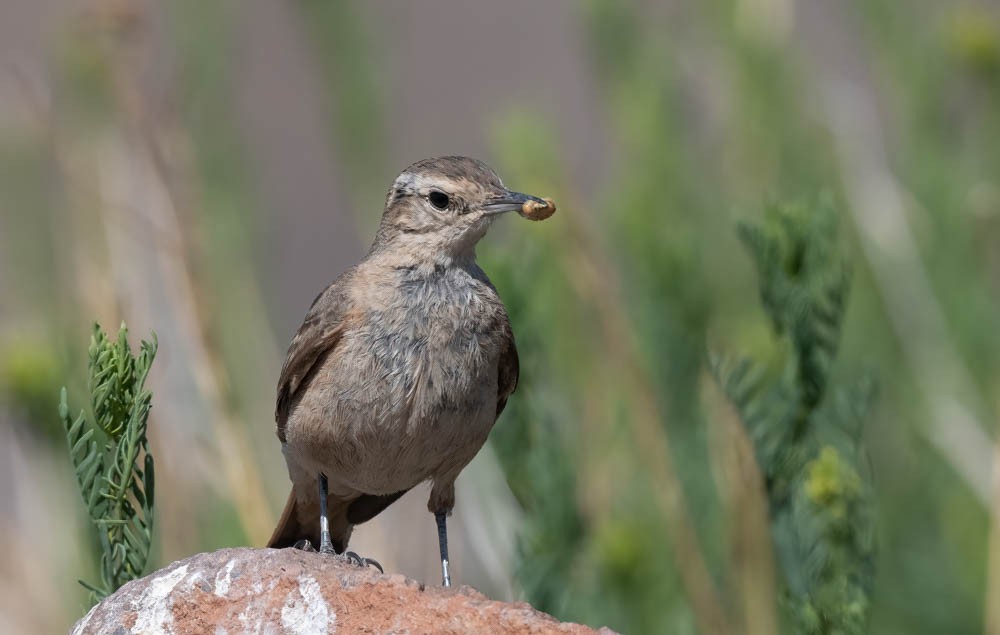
left=266, top=156, right=555, bottom=586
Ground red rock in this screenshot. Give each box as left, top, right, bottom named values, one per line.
left=71, top=547, right=616, bottom=634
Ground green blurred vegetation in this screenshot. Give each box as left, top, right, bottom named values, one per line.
left=713, top=201, right=874, bottom=633
left=1, top=0, right=999, bottom=633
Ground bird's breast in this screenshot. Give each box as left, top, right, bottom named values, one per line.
left=289, top=266, right=508, bottom=494
left=355, top=269, right=504, bottom=422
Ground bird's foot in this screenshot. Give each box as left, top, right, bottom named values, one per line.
left=342, top=551, right=384, bottom=573
left=318, top=542, right=337, bottom=555
left=291, top=539, right=382, bottom=572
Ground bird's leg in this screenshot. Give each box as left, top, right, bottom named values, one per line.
left=318, top=473, right=335, bottom=554
left=435, top=510, right=451, bottom=587
left=317, top=473, right=384, bottom=572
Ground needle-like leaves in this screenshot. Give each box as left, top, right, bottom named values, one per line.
left=712, top=201, right=874, bottom=634
left=61, top=323, right=157, bottom=605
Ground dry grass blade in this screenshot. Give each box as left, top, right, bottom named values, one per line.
left=704, top=375, right=778, bottom=635
left=557, top=195, right=734, bottom=635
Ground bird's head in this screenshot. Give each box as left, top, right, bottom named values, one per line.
left=371, top=156, right=554, bottom=263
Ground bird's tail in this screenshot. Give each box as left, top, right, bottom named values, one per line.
left=266, top=488, right=308, bottom=549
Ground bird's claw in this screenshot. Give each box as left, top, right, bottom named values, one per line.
left=342, top=551, right=363, bottom=566
left=293, top=540, right=381, bottom=572
left=343, top=551, right=384, bottom=573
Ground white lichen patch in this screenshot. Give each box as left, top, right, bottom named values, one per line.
left=280, top=576, right=334, bottom=634
left=132, top=564, right=189, bottom=634
left=184, top=570, right=206, bottom=592
left=215, top=559, right=237, bottom=597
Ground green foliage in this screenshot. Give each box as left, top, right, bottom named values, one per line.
left=712, top=201, right=875, bottom=634
left=60, top=323, right=157, bottom=604
left=0, top=341, right=62, bottom=442
left=482, top=115, right=585, bottom=616
left=947, top=8, right=1000, bottom=79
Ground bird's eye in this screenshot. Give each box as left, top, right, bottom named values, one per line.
left=428, top=191, right=450, bottom=210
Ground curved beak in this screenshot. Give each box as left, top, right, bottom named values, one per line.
left=482, top=190, right=550, bottom=216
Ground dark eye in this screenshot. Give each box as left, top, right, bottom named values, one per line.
left=428, top=191, right=450, bottom=210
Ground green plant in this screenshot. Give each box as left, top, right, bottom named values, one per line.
left=712, top=199, right=875, bottom=634
left=60, top=323, right=158, bottom=604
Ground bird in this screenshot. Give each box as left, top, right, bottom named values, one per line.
left=266, top=156, right=555, bottom=587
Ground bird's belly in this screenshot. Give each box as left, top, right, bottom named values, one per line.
left=285, top=313, right=501, bottom=496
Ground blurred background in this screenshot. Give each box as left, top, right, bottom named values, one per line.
left=1, top=0, right=999, bottom=633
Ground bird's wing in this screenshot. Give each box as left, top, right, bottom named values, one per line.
left=495, top=316, right=519, bottom=418
left=275, top=270, right=355, bottom=443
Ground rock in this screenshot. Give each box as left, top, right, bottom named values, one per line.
left=71, top=547, right=616, bottom=634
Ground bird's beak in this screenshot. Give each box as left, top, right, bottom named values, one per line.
left=482, top=190, right=550, bottom=216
